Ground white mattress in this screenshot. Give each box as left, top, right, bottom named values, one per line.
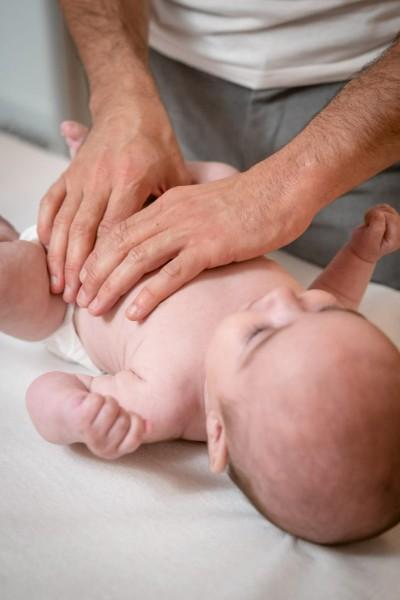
left=1, top=132, right=399, bottom=600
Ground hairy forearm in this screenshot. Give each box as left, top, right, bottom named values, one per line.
left=258, top=34, right=400, bottom=214
left=59, top=0, right=156, bottom=114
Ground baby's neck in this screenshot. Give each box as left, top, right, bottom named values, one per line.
left=179, top=369, right=208, bottom=442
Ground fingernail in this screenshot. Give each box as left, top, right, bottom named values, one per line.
left=80, top=268, right=87, bottom=283
left=88, top=297, right=100, bottom=313
left=127, top=304, right=142, bottom=320
left=63, top=285, right=74, bottom=303
left=51, top=275, right=59, bottom=291
left=77, top=289, right=88, bottom=306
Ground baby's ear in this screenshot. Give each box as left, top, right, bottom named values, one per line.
left=206, top=411, right=228, bottom=474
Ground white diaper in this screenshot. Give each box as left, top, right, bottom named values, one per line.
left=20, top=225, right=102, bottom=374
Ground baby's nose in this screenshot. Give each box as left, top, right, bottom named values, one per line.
left=247, top=287, right=301, bottom=312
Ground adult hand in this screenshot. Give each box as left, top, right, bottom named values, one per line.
left=38, top=98, right=191, bottom=303
left=76, top=156, right=317, bottom=320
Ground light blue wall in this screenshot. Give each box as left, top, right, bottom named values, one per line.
left=0, top=0, right=89, bottom=154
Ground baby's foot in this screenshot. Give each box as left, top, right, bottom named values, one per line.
left=60, top=120, right=89, bottom=158
left=350, top=204, right=400, bottom=263
left=0, top=216, right=18, bottom=242
left=69, top=393, right=147, bottom=459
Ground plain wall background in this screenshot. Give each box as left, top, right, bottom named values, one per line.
left=0, top=0, right=89, bottom=154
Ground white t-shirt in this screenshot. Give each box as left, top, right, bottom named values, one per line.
left=149, top=0, right=400, bottom=89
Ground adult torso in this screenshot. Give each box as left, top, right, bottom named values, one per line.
left=149, top=0, right=400, bottom=89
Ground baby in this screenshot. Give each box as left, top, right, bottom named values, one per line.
left=1, top=122, right=399, bottom=546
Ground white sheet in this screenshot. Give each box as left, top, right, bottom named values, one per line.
left=1, top=132, right=399, bottom=600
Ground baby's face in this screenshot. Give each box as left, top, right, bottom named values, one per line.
left=204, top=286, right=400, bottom=543
left=204, top=286, right=373, bottom=475
left=205, top=286, right=345, bottom=416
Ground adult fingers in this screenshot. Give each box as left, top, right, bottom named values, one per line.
left=37, top=176, right=67, bottom=247
left=46, top=191, right=82, bottom=294
left=77, top=202, right=166, bottom=306
left=61, top=176, right=151, bottom=303
left=125, top=246, right=207, bottom=320
left=96, top=177, right=151, bottom=238
left=80, top=231, right=182, bottom=314
left=62, top=189, right=110, bottom=302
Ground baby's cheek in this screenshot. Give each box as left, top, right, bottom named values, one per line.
left=300, top=290, right=339, bottom=311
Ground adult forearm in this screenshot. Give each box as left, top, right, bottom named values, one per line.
left=258, top=34, right=400, bottom=213
left=59, top=0, right=156, bottom=115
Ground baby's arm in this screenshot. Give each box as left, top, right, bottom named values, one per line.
left=309, top=205, right=400, bottom=309
left=0, top=231, right=66, bottom=340
left=26, top=369, right=181, bottom=459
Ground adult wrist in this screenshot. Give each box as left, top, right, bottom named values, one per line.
left=89, top=62, right=159, bottom=120
left=254, top=142, right=326, bottom=217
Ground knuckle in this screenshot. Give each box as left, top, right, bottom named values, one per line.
left=115, top=415, right=129, bottom=430
left=126, top=246, right=145, bottom=265
left=109, top=220, right=130, bottom=249
left=81, top=253, right=101, bottom=284
left=53, top=212, right=73, bottom=229
left=70, top=219, right=94, bottom=239
left=77, top=412, right=93, bottom=435
left=117, top=158, right=138, bottom=182
left=46, top=250, right=62, bottom=268
left=64, top=261, right=80, bottom=277
left=97, top=218, right=119, bottom=237
left=97, top=279, right=113, bottom=297
left=161, top=258, right=183, bottom=280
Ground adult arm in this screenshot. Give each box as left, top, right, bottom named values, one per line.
left=77, top=34, right=400, bottom=320
left=38, top=0, right=190, bottom=303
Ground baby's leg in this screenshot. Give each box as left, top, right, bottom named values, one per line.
left=26, top=371, right=147, bottom=459
left=0, top=219, right=66, bottom=340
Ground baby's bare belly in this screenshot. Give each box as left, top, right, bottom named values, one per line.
left=74, top=256, right=302, bottom=382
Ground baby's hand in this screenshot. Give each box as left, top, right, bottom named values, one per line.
left=74, top=393, right=147, bottom=459
left=350, top=204, right=400, bottom=262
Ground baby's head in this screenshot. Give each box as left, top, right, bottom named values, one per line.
left=204, top=287, right=400, bottom=545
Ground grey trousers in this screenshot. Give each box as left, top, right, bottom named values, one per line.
left=149, top=49, right=399, bottom=289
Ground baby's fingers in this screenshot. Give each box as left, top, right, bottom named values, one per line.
left=381, top=209, right=400, bottom=252
left=115, top=413, right=147, bottom=456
